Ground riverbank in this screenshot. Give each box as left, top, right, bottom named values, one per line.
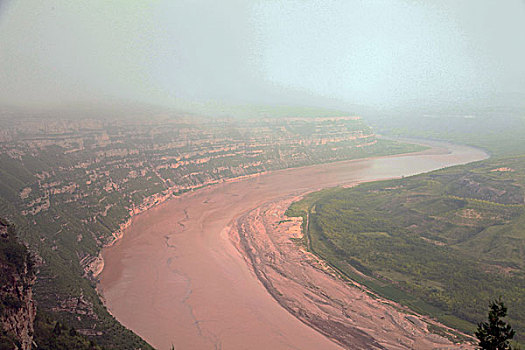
left=98, top=140, right=487, bottom=349
left=235, top=197, right=475, bottom=349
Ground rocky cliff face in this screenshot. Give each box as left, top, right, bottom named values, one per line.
left=0, top=219, right=36, bottom=350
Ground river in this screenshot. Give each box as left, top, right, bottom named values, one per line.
left=98, top=140, right=488, bottom=350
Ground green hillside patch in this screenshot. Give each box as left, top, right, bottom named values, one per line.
left=287, top=155, right=525, bottom=344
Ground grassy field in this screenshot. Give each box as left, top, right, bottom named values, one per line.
left=287, top=155, right=525, bottom=345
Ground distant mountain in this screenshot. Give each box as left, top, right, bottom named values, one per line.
left=365, top=106, right=525, bottom=156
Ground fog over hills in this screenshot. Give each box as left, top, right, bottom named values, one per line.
left=1, top=0, right=524, bottom=112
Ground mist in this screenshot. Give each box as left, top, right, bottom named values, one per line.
left=2, top=3, right=525, bottom=349
left=1, top=0, right=524, bottom=111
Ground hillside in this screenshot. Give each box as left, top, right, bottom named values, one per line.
left=287, top=155, right=525, bottom=345
left=367, top=108, right=525, bottom=156
left=1, top=218, right=104, bottom=350
left=0, top=110, right=423, bottom=347
left=0, top=218, right=35, bottom=349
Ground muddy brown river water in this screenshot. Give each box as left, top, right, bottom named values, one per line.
left=99, top=140, right=488, bottom=350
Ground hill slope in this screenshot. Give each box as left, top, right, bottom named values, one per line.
left=1, top=218, right=105, bottom=350
left=287, top=156, right=525, bottom=344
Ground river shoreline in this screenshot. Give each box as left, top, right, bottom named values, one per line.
left=98, top=139, right=442, bottom=254
left=98, top=139, right=488, bottom=349
left=234, top=196, right=475, bottom=349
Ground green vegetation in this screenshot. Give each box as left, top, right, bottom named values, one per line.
left=1, top=219, right=106, bottom=350
left=368, top=111, right=525, bottom=156
left=0, top=218, right=32, bottom=349
left=287, top=156, right=525, bottom=344
left=33, top=312, right=103, bottom=350
left=0, top=218, right=32, bottom=280
left=476, top=299, right=516, bottom=350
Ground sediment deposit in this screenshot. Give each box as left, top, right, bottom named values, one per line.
left=235, top=198, right=473, bottom=349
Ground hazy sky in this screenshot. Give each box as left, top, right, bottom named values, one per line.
left=1, top=0, right=524, bottom=110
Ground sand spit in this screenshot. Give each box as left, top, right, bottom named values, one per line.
left=235, top=198, right=474, bottom=349
left=98, top=141, right=487, bottom=350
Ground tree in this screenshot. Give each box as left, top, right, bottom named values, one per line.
left=53, top=321, right=62, bottom=336
left=475, top=298, right=515, bottom=350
